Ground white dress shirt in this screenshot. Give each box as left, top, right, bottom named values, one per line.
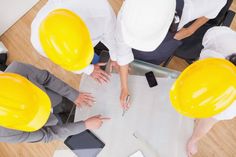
left=178, top=0, right=227, bottom=30
left=31, top=0, right=119, bottom=75
left=200, top=26, right=236, bottom=59
left=199, top=26, right=236, bottom=121
left=112, top=3, right=140, bottom=66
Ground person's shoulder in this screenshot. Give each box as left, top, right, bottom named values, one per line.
left=206, top=26, right=233, bottom=37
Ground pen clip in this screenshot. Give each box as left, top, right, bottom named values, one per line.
left=126, top=95, right=131, bottom=104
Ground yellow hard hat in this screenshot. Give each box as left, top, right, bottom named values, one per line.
left=39, top=9, right=94, bottom=71
left=0, top=73, right=51, bottom=132
left=170, top=58, right=236, bottom=118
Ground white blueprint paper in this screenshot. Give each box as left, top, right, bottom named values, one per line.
left=75, top=74, right=194, bottom=157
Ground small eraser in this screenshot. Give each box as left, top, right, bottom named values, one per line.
left=129, top=151, right=144, bottom=157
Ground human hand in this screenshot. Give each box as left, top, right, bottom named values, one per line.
left=174, top=28, right=194, bottom=40
left=186, top=139, right=198, bottom=157
left=120, top=88, right=130, bottom=110
left=85, top=115, right=111, bottom=130
left=109, top=60, right=120, bottom=73
left=74, top=92, right=95, bottom=108
left=91, top=63, right=111, bottom=84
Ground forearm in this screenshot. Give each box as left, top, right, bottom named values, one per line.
left=120, top=65, right=129, bottom=90
left=47, top=121, right=86, bottom=141
left=175, top=17, right=209, bottom=40
left=6, top=121, right=87, bottom=143
left=190, top=118, right=218, bottom=143
left=45, top=73, right=79, bottom=101
left=186, top=16, right=209, bottom=34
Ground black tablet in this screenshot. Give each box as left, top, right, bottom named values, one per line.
left=64, top=130, right=105, bottom=157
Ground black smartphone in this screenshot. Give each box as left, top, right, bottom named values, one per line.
left=145, top=71, right=158, bottom=88
left=98, top=50, right=110, bottom=71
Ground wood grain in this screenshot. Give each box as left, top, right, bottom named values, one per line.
left=0, top=0, right=236, bottom=156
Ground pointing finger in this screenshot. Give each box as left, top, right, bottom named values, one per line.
left=101, top=117, right=111, bottom=121
left=94, top=115, right=102, bottom=118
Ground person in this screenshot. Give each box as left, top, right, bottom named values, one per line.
left=183, top=26, right=236, bottom=157
left=170, top=58, right=236, bottom=157
left=113, top=0, right=176, bottom=109
left=133, top=0, right=227, bottom=64
left=115, top=0, right=227, bottom=109
left=31, top=0, right=121, bottom=84
left=0, top=61, right=109, bottom=143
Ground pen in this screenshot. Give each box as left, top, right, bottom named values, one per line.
left=122, top=95, right=130, bottom=117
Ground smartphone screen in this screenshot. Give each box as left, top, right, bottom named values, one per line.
left=145, top=71, right=158, bottom=88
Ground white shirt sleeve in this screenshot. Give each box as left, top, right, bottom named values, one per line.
left=101, top=2, right=134, bottom=65
left=73, top=64, right=94, bottom=75
left=200, top=49, right=225, bottom=59
left=200, top=26, right=236, bottom=59
left=30, top=9, right=47, bottom=57
left=200, top=26, right=225, bottom=59
left=203, top=0, right=227, bottom=19
left=114, top=11, right=134, bottom=66
left=30, top=0, right=59, bottom=57
left=100, top=4, right=117, bottom=62
left=213, top=101, right=236, bottom=121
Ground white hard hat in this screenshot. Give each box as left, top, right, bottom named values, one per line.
left=120, top=0, right=176, bottom=51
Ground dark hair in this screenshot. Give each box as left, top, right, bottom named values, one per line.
left=226, top=54, right=236, bottom=66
